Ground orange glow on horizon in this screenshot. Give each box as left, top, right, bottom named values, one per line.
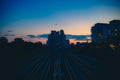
left=30, top=38, right=91, bottom=44
left=25, top=38, right=47, bottom=44
left=7, top=36, right=91, bottom=44
left=69, top=39, right=91, bottom=44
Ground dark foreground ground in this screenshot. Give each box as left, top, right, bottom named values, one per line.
left=1, top=44, right=120, bottom=80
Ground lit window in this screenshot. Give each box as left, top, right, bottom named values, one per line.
left=109, top=44, right=116, bottom=49
left=115, top=29, right=118, bottom=31
left=115, top=33, right=118, bottom=36
left=98, top=33, right=102, bottom=37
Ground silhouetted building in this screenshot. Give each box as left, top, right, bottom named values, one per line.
left=91, top=20, right=120, bottom=44
left=47, top=30, right=70, bottom=46
left=91, top=23, right=109, bottom=43
left=109, top=20, right=120, bottom=43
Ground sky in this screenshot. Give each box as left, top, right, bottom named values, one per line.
left=0, top=0, right=120, bottom=43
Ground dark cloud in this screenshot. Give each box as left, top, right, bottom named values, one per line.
left=37, top=34, right=48, bottom=38
left=27, top=34, right=48, bottom=39
left=27, top=34, right=91, bottom=40
left=27, top=35, right=36, bottom=38
left=66, top=35, right=91, bottom=40
left=55, top=24, right=60, bottom=26
left=4, top=34, right=15, bottom=36
left=8, top=30, right=13, bottom=32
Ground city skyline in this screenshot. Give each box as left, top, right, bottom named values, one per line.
left=0, top=0, right=120, bottom=43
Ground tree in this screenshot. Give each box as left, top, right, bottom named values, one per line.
left=14, top=38, right=24, bottom=43
left=0, top=37, right=8, bottom=44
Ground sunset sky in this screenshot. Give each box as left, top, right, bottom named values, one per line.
left=0, top=0, right=120, bottom=43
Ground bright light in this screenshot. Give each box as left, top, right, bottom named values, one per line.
left=109, top=44, right=116, bottom=49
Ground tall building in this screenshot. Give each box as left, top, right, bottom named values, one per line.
left=109, top=20, right=120, bottom=39
left=91, top=23, right=109, bottom=42
left=47, top=30, right=70, bottom=46
left=91, top=20, right=120, bottom=44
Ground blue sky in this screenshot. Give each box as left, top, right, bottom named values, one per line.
left=0, top=0, right=120, bottom=43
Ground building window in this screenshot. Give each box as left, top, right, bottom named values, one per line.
left=98, top=33, right=102, bottom=37
left=114, top=29, right=118, bottom=31
left=115, top=33, right=118, bottom=36
left=109, top=44, right=116, bottom=49
left=108, top=30, right=111, bottom=33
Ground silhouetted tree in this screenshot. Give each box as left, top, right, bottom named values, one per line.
left=34, top=42, right=42, bottom=47
left=14, top=38, right=24, bottom=43
left=0, top=37, right=8, bottom=44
